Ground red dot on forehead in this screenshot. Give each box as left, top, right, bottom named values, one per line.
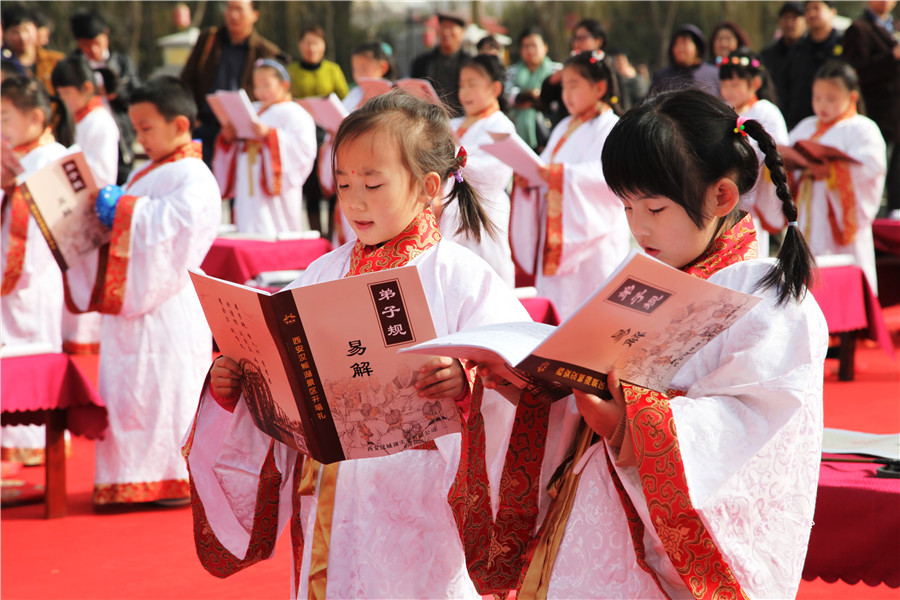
left=351, top=170, right=356, bottom=175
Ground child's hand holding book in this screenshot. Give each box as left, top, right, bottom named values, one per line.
left=209, top=355, right=243, bottom=412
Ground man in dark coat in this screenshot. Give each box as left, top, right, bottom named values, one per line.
left=180, top=0, right=288, bottom=165
left=409, top=12, right=471, bottom=117
left=761, top=2, right=807, bottom=112
left=843, top=0, right=900, bottom=216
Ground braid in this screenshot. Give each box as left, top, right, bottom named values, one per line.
left=742, top=119, right=815, bottom=305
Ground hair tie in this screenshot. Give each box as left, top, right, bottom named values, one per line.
left=456, top=146, right=467, bottom=168
left=254, top=58, right=291, bottom=84
left=589, top=49, right=605, bottom=64
left=380, top=42, right=393, bottom=57
left=609, top=96, right=618, bottom=105
left=733, top=115, right=749, bottom=137
left=787, top=221, right=799, bottom=227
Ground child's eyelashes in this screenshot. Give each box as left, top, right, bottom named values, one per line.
left=365, top=184, right=382, bottom=191
left=649, top=208, right=665, bottom=214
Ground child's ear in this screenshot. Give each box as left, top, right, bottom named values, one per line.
left=173, top=114, right=192, bottom=135
left=709, top=177, right=740, bottom=218
left=490, top=80, right=502, bottom=99
left=849, top=90, right=860, bottom=107
left=83, top=80, right=96, bottom=96
left=595, top=80, right=608, bottom=100
left=750, top=75, right=762, bottom=94
left=420, top=171, right=442, bottom=203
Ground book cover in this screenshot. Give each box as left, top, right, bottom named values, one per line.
left=297, top=93, right=349, bottom=133
left=206, top=89, right=261, bottom=139
left=357, top=77, right=442, bottom=105
left=189, top=266, right=461, bottom=463
left=17, top=148, right=110, bottom=271
left=403, top=250, right=761, bottom=397
left=480, top=131, right=546, bottom=188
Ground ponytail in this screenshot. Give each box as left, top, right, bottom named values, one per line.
left=743, top=119, right=815, bottom=305
left=446, top=168, right=497, bottom=244
left=49, top=94, right=75, bottom=148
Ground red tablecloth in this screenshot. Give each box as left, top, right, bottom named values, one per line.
left=809, top=265, right=895, bottom=358
left=873, top=219, right=900, bottom=255
left=201, top=237, right=333, bottom=285
left=519, top=297, right=561, bottom=326
left=1, top=353, right=107, bottom=439
left=803, top=460, right=900, bottom=587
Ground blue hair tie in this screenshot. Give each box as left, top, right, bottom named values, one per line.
left=254, top=58, right=291, bottom=85
left=380, top=42, right=393, bottom=57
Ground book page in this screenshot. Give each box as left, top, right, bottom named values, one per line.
left=395, top=78, right=441, bottom=105
left=214, top=90, right=261, bottom=139
left=189, top=270, right=313, bottom=454
left=205, top=94, right=231, bottom=127
left=18, top=148, right=109, bottom=271
left=795, top=140, right=860, bottom=165
left=401, top=321, right=554, bottom=369
left=297, top=93, right=349, bottom=133
left=285, top=266, right=461, bottom=460
left=822, top=428, right=900, bottom=460
left=528, top=250, right=761, bottom=393
left=481, top=132, right=546, bottom=188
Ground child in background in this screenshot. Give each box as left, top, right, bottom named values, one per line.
left=789, top=61, right=886, bottom=293
left=718, top=47, right=789, bottom=257
left=185, top=90, right=532, bottom=598
left=320, top=41, right=395, bottom=246
left=510, top=50, right=630, bottom=319
left=64, top=76, right=221, bottom=506
left=51, top=55, right=118, bottom=354
left=213, top=59, right=316, bottom=235
left=474, top=89, right=827, bottom=598
left=445, top=54, right=516, bottom=286
left=0, top=76, right=72, bottom=463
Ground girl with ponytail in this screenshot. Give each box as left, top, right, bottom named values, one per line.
left=0, top=75, right=70, bottom=461
left=509, top=49, right=630, bottom=319
left=192, top=89, right=532, bottom=598
left=503, top=88, right=828, bottom=599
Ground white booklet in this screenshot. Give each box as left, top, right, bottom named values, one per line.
left=480, top=131, right=546, bottom=188
left=17, top=146, right=110, bottom=271
left=403, top=249, right=761, bottom=398
left=190, top=265, right=461, bottom=463
left=206, top=89, right=261, bottom=139
left=297, top=93, right=349, bottom=134
left=357, top=77, right=442, bottom=105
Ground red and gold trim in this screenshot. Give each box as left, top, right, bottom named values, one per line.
left=620, top=382, right=747, bottom=599
left=456, top=101, right=500, bottom=139
left=540, top=106, right=601, bottom=276
left=258, top=128, right=282, bottom=197
left=1, top=188, right=31, bottom=296
left=74, top=95, right=105, bottom=123
left=129, top=141, right=203, bottom=188
left=93, top=478, right=191, bottom=505
left=345, top=206, right=442, bottom=276
left=62, top=340, right=101, bottom=355
left=825, top=160, right=858, bottom=246
left=682, top=213, right=758, bottom=280
left=451, top=382, right=551, bottom=594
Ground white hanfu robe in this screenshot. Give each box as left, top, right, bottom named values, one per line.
left=184, top=233, right=530, bottom=598
left=66, top=146, right=221, bottom=503
left=213, top=100, right=317, bottom=235
left=62, top=99, right=119, bottom=354
left=494, top=220, right=828, bottom=599
left=444, top=110, right=516, bottom=286
left=0, top=142, right=67, bottom=459
left=509, top=108, right=631, bottom=320
left=741, top=99, right=789, bottom=257
left=789, top=113, right=886, bottom=293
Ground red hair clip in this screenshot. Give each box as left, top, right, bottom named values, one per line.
left=456, top=146, right=467, bottom=168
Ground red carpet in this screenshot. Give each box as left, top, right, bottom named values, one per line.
left=2, top=311, right=899, bottom=599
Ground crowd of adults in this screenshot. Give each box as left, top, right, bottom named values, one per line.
left=2, top=0, right=899, bottom=219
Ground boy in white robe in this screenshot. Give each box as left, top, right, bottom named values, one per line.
left=64, top=76, right=221, bottom=505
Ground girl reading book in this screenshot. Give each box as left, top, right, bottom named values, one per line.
left=0, top=76, right=72, bottom=462
left=213, top=59, right=317, bottom=236
left=788, top=60, right=886, bottom=293
left=444, top=54, right=516, bottom=286
left=718, top=47, right=789, bottom=257
left=509, top=50, right=630, bottom=319
left=471, top=89, right=828, bottom=598
left=186, top=90, right=533, bottom=598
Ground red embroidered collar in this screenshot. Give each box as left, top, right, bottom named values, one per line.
left=74, top=96, right=105, bottom=123
left=345, top=207, right=442, bottom=277
left=682, top=212, right=759, bottom=281
left=126, top=141, right=203, bottom=190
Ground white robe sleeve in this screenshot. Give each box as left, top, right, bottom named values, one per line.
left=78, top=110, right=120, bottom=189
left=263, top=105, right=317, bottom=193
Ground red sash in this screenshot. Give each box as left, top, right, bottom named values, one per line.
left=74, top=95, right=105, bottom=123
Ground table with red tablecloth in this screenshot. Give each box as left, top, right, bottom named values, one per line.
left=803, top=460, right=900, bottom=588
left=1, top=353, right=107, bottom=517
left=201, top=237, right=333, bottom=285
left=809, top=265, right=895, bottom=380
left=873, top=219, right=900, bottom=307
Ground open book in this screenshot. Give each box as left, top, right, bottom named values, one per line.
left=297, top=93, right=349, bottom=133
left=357, top=77, right=442, bottom=105
left=403, top=250, right=761, bottom=398
left=778, top=140, right=860, bottom=170
left=206, top=89, right=261, bottom=139
left=189, top=266, right=461, bottom=463
left=17, top=147, right=110, bottom=271
left=480, top=131, right=546, bottom=188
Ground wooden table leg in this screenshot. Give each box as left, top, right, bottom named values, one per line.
left=44, top=410, right=67, bottom=518
left=838, top=331, right=856, bottom=382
